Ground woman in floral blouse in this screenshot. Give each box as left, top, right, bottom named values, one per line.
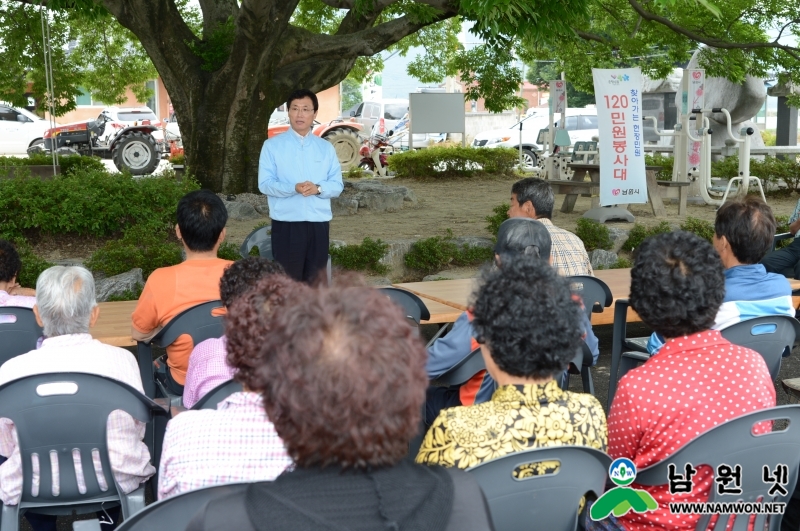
left=416, top=251, right=607, bottom=469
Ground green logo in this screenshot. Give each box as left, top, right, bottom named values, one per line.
left=590, top=458, right=658, bottom=520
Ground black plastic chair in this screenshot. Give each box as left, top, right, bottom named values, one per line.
left=566, top=276, right=612, bottom=394
left=239, top=225, right=332, bottom=285
left=190, top=379, right=243, bottom=410
left=608, top=299, right=650, bottom=407
left=0, top=373, right=168, bottom=531
left=136, top=300, right=225, bottom=400
left=468, top=446, right=612, bottom=531
left=560, top=343, right=595, bottom=394
left=0, top=307, right=43, bottom=365
left=635, top=405, right=800, bottom=531
left=379, top=287, right=431, bottom=324
left=435, top=347, right=485, bottom=387
left=114, top=482, right=250, bottom=531
left=720, top=315, right=800, bottom=381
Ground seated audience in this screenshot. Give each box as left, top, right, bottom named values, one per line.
left=182, top=257, right=285, bottom=408
left=507, top=177, right=593, bottom=276
left=158, top=273, right=296, bottom=499
left=0, top=266, right=154, bottom=531
left=586, top=231, right=776, bottom=531
left=132, top=189, right=233, bottom=394
left=426, top=218, right=599, bottom=422
left=0, top=240, right=36, bottom=322
left=417, top=254, right=607, bottom=470
left=186, top=278, right=493, bottom=531
left=647, top=197, right=793, bottom=353
left=762, top=191, right=800, bottom=278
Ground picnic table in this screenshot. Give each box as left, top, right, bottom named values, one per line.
left=90, top=293, right=463, bottom=347
left=394, top=269, right=800, bottom=327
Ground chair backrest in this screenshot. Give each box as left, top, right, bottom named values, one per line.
left=435, top=347, right=485, bottom=387
left=571, top=141, right=589, bottom=162
left=468, top=446, right=611, bottom=531
left=636, top=405, right=800, bottom=531
left=150, top=301, right=225, bottom=349
left=608, top=298, right=631, bottom=406
left=378, top=287, right=431, bottom=324
left=0, top=373, right=164, bottom=508
left=0, top=306, right=43, bottom=364
left=720, top=315, right=800, bottom=381
left=772, top=232, right=793, bottom=253
left=239, top=225, right=273, bottom=260
left=190, top=379, right=244, bottom=410
left=568, top=276, right=613, bottom=317
left=115, top=482, right=250, bottom=531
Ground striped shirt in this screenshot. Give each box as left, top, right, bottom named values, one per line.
left=158, top=392, right=292, bottom=500
left=182, top=336, right=235, bottom=409
left=538, top=218, right=594, bottom=276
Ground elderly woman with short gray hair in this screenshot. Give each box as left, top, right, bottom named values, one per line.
left=0, top=266, right=154, bottom=531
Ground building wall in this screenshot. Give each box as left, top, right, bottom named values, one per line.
left=316, top=85, right=341, bottom=122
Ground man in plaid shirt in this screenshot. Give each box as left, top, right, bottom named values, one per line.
left=507, top=177, right=593, bottom=277
left=762, top=196, right=800, bottom=279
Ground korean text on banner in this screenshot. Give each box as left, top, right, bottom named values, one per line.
left=550, top=80, right=566, bottom=114
left=592, top=68, right=648, bottom=206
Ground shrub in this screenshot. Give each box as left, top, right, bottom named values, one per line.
left=620, top=222, right=672, bottom=252
left=169, top=153, right=186, bottom=165
left=86, top=222, right=182, bottom=279
left=711, top=155, right=740, bottom=179
left=388, top=146, right=518, bottom=178
left=612, top=257, right=632, bottom=269
left=485, top=203, right=510, bottom=237
left=105, top=284, right=144, bottom=302
left=329, top=237, right=389, bottom=274
left=575, top=218, right=612, bottom=251
left=217, top=241, right=241, bottom=261
left=404, top=232, right=494, bottom=274
left=645, top=153, right=674, bottom=181
left=761, top=130, right=777, bottom=146
left=680, top=216, right=714, bottom=243
left=12, top=239, right=55, bottom=288
left=775, top=215, right=794, bottom=250
left=343, top=166, right=368, bottom=179
left=0, top=168, right=199, bottom=238
left=0, top=154, right=107, bottom=176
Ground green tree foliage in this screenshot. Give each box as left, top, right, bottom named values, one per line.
left=341, top=78, right=362, bottom=112
left=526, top=61, right=595, bottom=108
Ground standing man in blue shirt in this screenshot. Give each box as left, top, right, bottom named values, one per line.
left=258, top=89, right=344, bottom=282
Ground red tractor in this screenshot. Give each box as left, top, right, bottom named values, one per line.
left=267, top=119, right=363, bottom=169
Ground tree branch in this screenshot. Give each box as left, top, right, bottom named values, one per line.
left=318, top=0, right=356, bottom=8
left=575, top=30, right=609, bottom=44
left=198, top=0, right=238, bottom=37
left=627, top=0, right=800, bottom=61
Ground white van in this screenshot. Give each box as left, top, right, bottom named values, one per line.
left=0, top=103, right=51, bottom=155
left=472, top=108, right=598, bottom=168
left=346, top=98, right=409, bottom=134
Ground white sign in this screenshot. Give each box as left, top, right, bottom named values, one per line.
left=684, top=69, right=705, bottom=175
left=592, top=68, right=648, bottom=206
left=549, top=80, right=566, bottom=114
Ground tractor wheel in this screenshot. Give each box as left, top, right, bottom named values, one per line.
left=112, top=131, right=159, bottom=175
left=322, top=129, right=360, bottom=170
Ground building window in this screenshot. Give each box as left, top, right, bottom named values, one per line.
left=145, top=80, right=157, bottom=114
left=75, top=87, right=104, bottom=106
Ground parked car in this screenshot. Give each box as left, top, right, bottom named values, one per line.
left=96, top=106, right=165, bottom=149
left=346, top=98, right=408, bottom=133
left=471, top=108, right=598, bottom=168
left=0, top=103, right=51, bottom=155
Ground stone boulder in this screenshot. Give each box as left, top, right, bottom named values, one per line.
left=452, top=236, right=494, bottom=250
left=378, top=239, right=417, bottom=275
left=589, top=249, right=618, bottom=270
left=95, top=268, right=144, bottom=302
left=223, top=200, right=262, bottom=221
left=343, top=179, right=415, bottom=212
left=607, top=228, right=630, bottom=253
left=331, top=197, right=358, bottom=216
left=254, top=203, right=269, bottom=217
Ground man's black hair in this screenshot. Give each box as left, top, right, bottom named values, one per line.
left=511, top=177, right=554, bottom=219
left=715, top=196, right=776, bottom=265
left=176, top=190, right=228, bottom=252
left=0, top=240, right=22, bottom=283
left=471, top=254, right=584, bottom=379
left=286, top=89, right=319, bottom=112
left=630, top=231, right=725, bottom=339
left=220, top=257, right=285, bottom=307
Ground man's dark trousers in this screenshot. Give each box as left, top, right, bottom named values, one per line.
left=762, top=238, right=800, bottom=279
left=271, top=219, right=329, bottom=283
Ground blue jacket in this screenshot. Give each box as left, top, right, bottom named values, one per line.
left=257, top=129, right=344, bottom=222
left=647, top=264, right=794, bottom=354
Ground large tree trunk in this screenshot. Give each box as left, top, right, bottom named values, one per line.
left=103, top=0, right=453, bottom=193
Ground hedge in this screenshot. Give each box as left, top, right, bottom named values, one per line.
left=387, top=146, right=519, bottom=178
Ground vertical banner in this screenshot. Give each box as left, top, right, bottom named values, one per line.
left=549, top=80, right=566, bottom=113
left=685, top=69, right=705, bottom=174
left=592, top=68, right=648, bottom=206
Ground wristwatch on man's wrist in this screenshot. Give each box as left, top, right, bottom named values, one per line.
left=316, top=185, right=322, bottom=195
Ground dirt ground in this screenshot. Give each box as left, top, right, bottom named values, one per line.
left=224, top=177, right=800, bottom=247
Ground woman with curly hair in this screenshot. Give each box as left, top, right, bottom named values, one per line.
left=157, top=271, right=296, bottom=500
left=186, top=279, right=493, bottom=531
left=0, top=240, right=36, bottom=315
left=417, top=253, right=607, bottom=471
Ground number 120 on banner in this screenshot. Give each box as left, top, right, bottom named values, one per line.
left=592, top=68, right=648, bottom=206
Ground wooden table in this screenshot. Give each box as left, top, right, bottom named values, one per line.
left=90, top=293, right=463, bottom=347
left=394, top=270, right=800, bottom=327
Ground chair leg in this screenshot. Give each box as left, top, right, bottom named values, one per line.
left=1, top=503, right=20, bottom=531
left=580, top=366, right=594, bottom=395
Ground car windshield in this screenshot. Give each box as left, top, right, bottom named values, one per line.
left=117, top=111, right=157, bottom=122
left=384, top=104, right=407, bottom=120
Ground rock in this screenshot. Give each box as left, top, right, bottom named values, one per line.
left=607, top=228, right=630, bottom=253
left=392, top=185, right=418, bottom=204
left=452, top=236, right=494, bottom=249
left=52, top=258, right=84, bottom=268
left=254, top=203, right=269, bottom=217
left=423, top=269, right=481, bottom=281
left=365, top=277, right=392, bottom=287
left=330, top=239, right=347, bottom=249
left=590, top=249, right=618, bottom=270
left=331, top=197, right=358, bottom=216
left=355, top=188, right=405, bottom=212
left=379, top=239, right=417, bottom=275
left=95, top=268, right=144, bottom=302
left=223, top=200, right=262, bottom=221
